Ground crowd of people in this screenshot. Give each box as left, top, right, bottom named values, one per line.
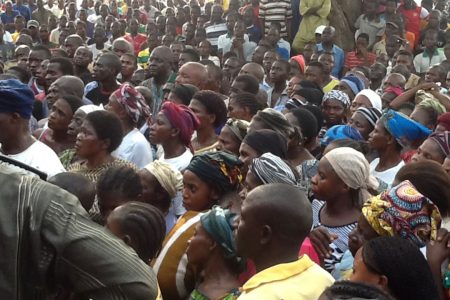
left=2, top=0, right=450, bottom=298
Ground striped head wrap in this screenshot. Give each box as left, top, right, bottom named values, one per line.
left=144, top=160, right=183, bottom=198
left=340, top=75, right=365, bottom=96
left=355, top=107, right=382, bottom=127
left=113, top=83, right=151, bottom=124
left=362, top=180, right=441, bottom=247
left=429, top=131, right=450, bottom=157
left=250, top=153, right=299, bottom=186
left=323, top=90, right=351, bottom=108
left=225, top=118, right=249, bottom=142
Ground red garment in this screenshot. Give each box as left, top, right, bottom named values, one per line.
left=124, top=33, right=147, bottom=55
left=299, top=237, right=320, bottom=265
left=344, top=51, right=377, bottom=70
left=401, top=149, right=416, bottom=163
left=398, top=5, right=422, bottom=47
left=35, top=92, right=46, bottom=102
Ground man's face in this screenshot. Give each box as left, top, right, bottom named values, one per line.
left=269, top=61, right=288, bottom=84
left=64, top=38, right=79, bottom=58
left=170, top=43, right=183, bottom=63
left=45, top=62, right=63, bottom=86
left=112, top=42, right=129, bottom=57
left=318, top=54, right=334, bottom=74
left=93, top=56, right=111, bottom=81
left=395, top=54, right=412, bottom=69
left=225, top=14, right=236, bottom=32
left=305, top=66, right=323, bottom=85
left=36, top=59, right=49, bottom=86
left=266, top=28, right=279, bottom=45
left=120, top=55, right=137, bottom=78
left=424, top=32, right=438, bottom=49
left=129, top=19, right=139, bottom=34
left=262, top=51, right=277, bottom=73
left=223, top=58, right=240, bottom=79
left=321, top=27, right=334, bottom=44
left=28, top=50, right=46, bottom=76
left=148, top=49, right=168, bottom=78
left=15, top=18, right=25, bottom=31
left=425, top=67, right=442, bottom=83
left=39, top=26, right=49, bottom=41
left=211, top=6, right=222, bottom=22
left=74, top=47, right=92, bottom=67
left=29, top=26, right=38, bottom=38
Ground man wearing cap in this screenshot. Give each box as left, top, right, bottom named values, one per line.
left=316, top=26, right=344, bottom=78
left=31, top=0, right=54, bottom=26
left=27, top=19, right=41, bottom=45
left=13, top=0, right=31, bottom=22
left=0, top=79, right=65, bottom=177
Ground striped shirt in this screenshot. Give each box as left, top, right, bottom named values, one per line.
left=259, top=0, right=293, bottom=38
left=0, top=163, right=158, bottom=299
left=312, top=200, right=356, bottom=273
left=344, top=51, right=377, bottom=70
left=205, top=23, right=228, bottom=47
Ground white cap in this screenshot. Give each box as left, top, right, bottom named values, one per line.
left=315, top=25, right=327, bottom=35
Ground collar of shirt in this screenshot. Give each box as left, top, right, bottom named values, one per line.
left=317, top=43, right=337, bottom=54
left=422, top=48, right=440, bottom=58
left=242, top=256, right=315, bottom=292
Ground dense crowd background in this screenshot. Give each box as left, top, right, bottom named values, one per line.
left=2, top=0, right=450, bottom=299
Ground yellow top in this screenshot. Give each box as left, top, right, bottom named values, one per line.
left=237, top=255, right=334, bottom=300
left=323, top=79, right=340, bottom=94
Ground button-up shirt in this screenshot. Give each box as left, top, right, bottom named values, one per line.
left=413, top=48, right=446, bottom=74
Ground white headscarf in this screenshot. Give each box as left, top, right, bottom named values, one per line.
left=355, top=89, right=382, bottom=111
left=78, top=104, right=103, bottom=114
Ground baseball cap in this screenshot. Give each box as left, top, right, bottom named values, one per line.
left=27, top=20, right=39, bottom=28
left=315, top=25, right=326, bottom=35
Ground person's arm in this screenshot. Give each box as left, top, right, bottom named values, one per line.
left=389, top=82, right=436, bottom=109
left=429, top=89, right=450, bottom=111
left=427, top=229, right=450, bottom=300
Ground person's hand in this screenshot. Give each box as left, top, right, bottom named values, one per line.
left=420, top=82, right=440, bottom=91
left=309, top=227, right=338, bottom=259
left=427, top=228, right=450, bottom=267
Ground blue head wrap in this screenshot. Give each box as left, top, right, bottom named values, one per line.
left=381, top=109, right=432, bottom=147
left=321, top=124, right=364, bottom=146
left=340, top=75, right=365, bottom=96
left=0, top=79, right=34, bottom=119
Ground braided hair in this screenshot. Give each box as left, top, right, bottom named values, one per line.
left=321, top=281, right=394, bottom=300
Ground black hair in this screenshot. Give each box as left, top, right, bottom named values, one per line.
left=289, top=108, right=318, bottom=145
left=273, top=59, right=290, bottom=73
left=303, top=104, right=324, bottom=131
left=362, top=236, right=439, bottom=300
left=396, top=49, right=414, bottom=60
left=306, top=61, right=325, bottom=74
left=397, top=102, right=415, bottom=114
left=59, top=95, right=82, bottom=114
left=49, top=57, right=75, bottom=75
left=429, top=64, right=447, bottom=82
left=234, top=74, right=259, bottom=94
left=181, top=48, right=200, bottom=62
left=321, top=281, right=395, bottom=300
left=268, top=21, right=281, bottom=32
left=353, top=65, right=371, bottom=80
left=100, top=52, right=122, bottom=75
left=357, top=33, right=370, bottom=43
left=231, top=92, right=264, bottom=116
left=121, top=52, right=138, bottom=66
left=327, top=138, right=370, bottom=156
left=31, top=45, right=51, bottom=59
left=6, top=66, right=30, bottom=83
left=48, top=172, right=95, bottom=212
left=85, top=110, right=123, bottom=153
left=97, top=166, right=142, bottom=200
left=395, top=160, right=450, bottom=216
left=192, top=90, right=227, bottom=127
left=110, top=201, right=166, bottom=262
left=298, top=79, right=323, bottom=91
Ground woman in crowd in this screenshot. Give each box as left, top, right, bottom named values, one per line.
left=167, top=83, right=199, bottom=106
left=321, top=125, right=364, bottom=149
left=337, top=75, right=365, bottom=102
left=320, top=281, right=394, bottom=300
left=186, top=206, right=242, bottom=300
left=216, top=118, right=249, bottom=156
left=412, top=131, right=450, bottom=164
left=322, top=90, right=351, bottom=130
left=309, top=147, right=378, bottom=273
left=34, top=95, right=82, bottom=155
left=139, top=160, right=183, bottom=233
left=350, top=236, right=439, bottom=300
left=149, top=101, right=199, bottom=171
left=68, top=110, right=135, bottom=183
left=189, top=90, right=227, bottom=153
left=248, top=108, right=295, bottom=139
left=349, top=89, right=382, bottom=115
left=153, top=151, right=243, bottom=300
left=349, top=107, right=382, bottom=140
left=227, top=92, right=264, bottom=122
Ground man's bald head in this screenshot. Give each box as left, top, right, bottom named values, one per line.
left=112, top=38, right=134, bottom=57
left=239, top=62, right=265, bottom=83
left=151, top=45, right=173, bottom=63
left=176, top=62, right=208, bottom=89
left=53, top=75, right=85, bottom=98
left=383, top=72, right=406, bottom=91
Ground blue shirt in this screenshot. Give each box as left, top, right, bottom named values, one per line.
left=13, top=4, right=31, bottom=21
left=1, top=10, right=20, bottom=26
left=317, top=43, right=345, bottom=78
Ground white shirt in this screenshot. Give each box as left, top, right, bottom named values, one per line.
left=413, top=49, right=446, bottom=74
left=160, top=148, right=193, bottom=172
left=45, top=4, right=63, bottom=17
left=87, top=42, right=111, bottom=61
left=1, top=140, right=65, bottom=178
left=370, top=158, right=405, bottom=186
left=112, top=128, right=153, bottom=169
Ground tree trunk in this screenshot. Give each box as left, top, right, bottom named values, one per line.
left=329, top=0, right=363, bottom=51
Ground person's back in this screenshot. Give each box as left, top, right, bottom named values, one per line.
left=0, top=163, right=158, bottom=299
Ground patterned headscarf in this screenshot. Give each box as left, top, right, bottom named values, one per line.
left=355, top=107, right=382, bottom=127
left=250, top=153, right=298, bottom=186
left=113, top=83, right=151, bottom=124
left=144, top=160, right=183, bottom=198
left=321, top=124, right=364, bottom=146
left=160, top=101, right=200, bottom=148
left=225, top=118, right=249, bottom=142
left=381, top=109, right=432, bottom=147
left=186, top=151, right=243, bottom=194
left=429, top=131, right=450, bottom=157
left=323, top=90, right=351, bottom=108
left=362, top=180, right=441, bottom=247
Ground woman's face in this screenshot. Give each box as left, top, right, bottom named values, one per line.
left=239, top=169, right=261, bottom=200
left=67, top=109, right=87, bottom=137
left=348, top=214, right=379, bottom=256
left=48, top=98, right=74, bottom=132
left=149, top=112, right=173, bottom=145
left=182, top=170, right=214, bottom=212
left=350, top=94, right=371, bottom=115
left=75, top=120, right=105, bottom=158
left=349, top=111, right=372, bottom=140
left=189, top=99, right=214, bottom=130
left=322, top=99, right=346, bottom=126
left=412, top=138, right=446, bottom=164
left=368, top=121, right=389, bottom=152
left=216, top=125, right=241, bottom=155
left=228, top=98, right=250, bottom=121
left=238, top=142, right=259, bottom=171
left=138, top=169, right=169, bottom=213
left=186, top=223, right=214, bottom=266
left=310, top=157, right=346, bottom=201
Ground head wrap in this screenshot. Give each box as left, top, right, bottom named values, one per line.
left=323, top=90, right=351, bottom=108
left=144, top=160, right=183, bottom=198
left=225, top=118, right=249, bottom=142
left=384, top=86, right=404, bottom=97
left=186, top=151, right=243, bottom=194
left=355, top=89, right=382, bottom=111
left=429, top=132, right=450, bottom=157
left=418, top=98, right=446, bottom=115
left=171, top=83, right=199, bottom=106
left=340, top=75, right=365, bottom=96
left=355, top=107, right=382, bottom=127
left=78, top=104, right=103, bottom=114
left=362, top=180, right=441, bottom=247
left=113, top=83, right=151, bottom=124
left=250, top=153, right=298, bottom=186
left=290, top=54, right=306, bottom=73
left=253, top=108, right=295, bottom=139
left=243, top=129, right=288, bottom=158
left=160, top=101, right=200, bottom=148
left=0, top=79, right=34, bottom=119
left=324, top=147, right=379, bottom=201
left=381, top=109, right=432, bottom=147
left=437, top=112, right=450, bottom=131
left=321, top=125, right=364, bottom=146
